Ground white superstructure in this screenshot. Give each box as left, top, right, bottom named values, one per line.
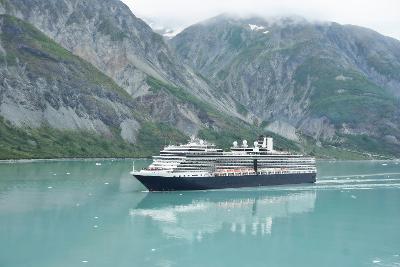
left=133, top=136, right=317, bottom=178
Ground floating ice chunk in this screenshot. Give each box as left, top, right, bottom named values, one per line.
left=53, top=173, right=57, bottom=176
left=179, top=193, right=183, bottom=196
left=263, top=30, right=269, bottom=34
left=47, top=186, right=53, bottom=189
left=104, top=182, right=109, bottom=185
left=351, top=195, right=357, bottom=199
left=382, top=163, right=388, bottom=166
left=66, top=172, right=71, bottom=175
left=96, top=163, right=102, bottom=166
left=94, top=216, right=99, bottom=219
left=151, top=248, right=156, bottom=252
left=394, top=254, right=399, bottom=257
left=93, top=225, right=98, bottom=228
left=196, top=231, right=203, bottom=241
left=372, top=259, right=381, bottom=263
left=82, top=260, right=88, bottom=263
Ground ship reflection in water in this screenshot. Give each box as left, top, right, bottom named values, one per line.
left=129, top=190, right=316, bottom=241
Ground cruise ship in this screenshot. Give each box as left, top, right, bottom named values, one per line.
left=131, top=136, right=316, bottom=191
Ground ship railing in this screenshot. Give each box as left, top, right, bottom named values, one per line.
left=214, top=168, right=316, bottom=176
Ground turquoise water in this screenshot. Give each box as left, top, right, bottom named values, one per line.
left=0, top=159, right=399, bottom=267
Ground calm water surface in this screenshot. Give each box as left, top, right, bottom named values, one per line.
left=0, top=159, right=399, bottom=267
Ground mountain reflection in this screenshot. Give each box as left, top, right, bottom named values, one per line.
left=129, top=190, right=316, bottom=240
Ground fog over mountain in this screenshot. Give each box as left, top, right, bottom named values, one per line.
left=122, top=0, right=400, bottom=40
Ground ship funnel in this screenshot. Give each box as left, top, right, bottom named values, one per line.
left=233, top=141, right=238, bottom=147
left=242, top=140, right=248, bottom=148
left=262, top=137, right=267, bottom=148
left=267, top=137, right=273, bottom=151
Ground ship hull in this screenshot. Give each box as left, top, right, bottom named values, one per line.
left=133, top=173, right=316, bottom=191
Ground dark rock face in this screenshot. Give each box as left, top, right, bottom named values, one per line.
left=171, top=15, right=400, bottom=154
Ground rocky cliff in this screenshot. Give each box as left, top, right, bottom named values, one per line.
left=0, top=0, right=241, bottom=136
left=0, top=14, right=190, bottom=158
left=0, top=14, right=131, bottom=156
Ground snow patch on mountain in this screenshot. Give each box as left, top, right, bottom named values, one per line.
left=249, top=24, right=265, bottom=31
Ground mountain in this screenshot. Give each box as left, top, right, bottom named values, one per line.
left=0, top=0, right=243, bottom=137
left=0, top=0, right=266, bottom=159
left=0, top=2, right=264, bottom=159
left=0, top=14, right=193, bottom=158
left=171, top=15, right=400, bottom=157
left=0, top=0, right=399, bottom=159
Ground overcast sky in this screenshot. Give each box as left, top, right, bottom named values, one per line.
left=121, top=0, right=400, bottom=40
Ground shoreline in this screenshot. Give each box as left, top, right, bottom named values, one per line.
left=0, top=158, right=398, bottom=164
left=0, top=157, right=151, bottom=164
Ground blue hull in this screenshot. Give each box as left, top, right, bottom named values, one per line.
left=133, top=173, right=316, bottom=191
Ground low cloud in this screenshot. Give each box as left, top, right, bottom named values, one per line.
left=121, top=0, right=400, bottom=40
